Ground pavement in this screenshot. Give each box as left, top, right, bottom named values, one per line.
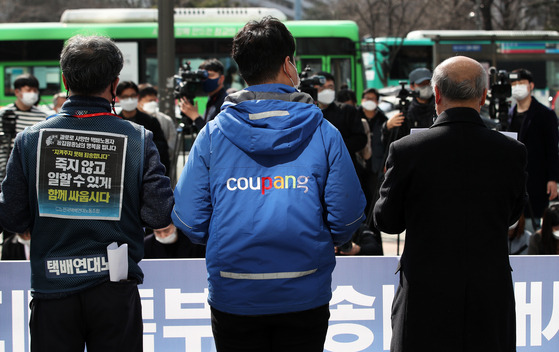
left=381, top=231, right=405, bottom=256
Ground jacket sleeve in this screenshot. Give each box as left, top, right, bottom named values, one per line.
left=322, top=123, right=366, bottom=246
left=172, top=125, right=212, bottom=245
left=140, top=130, right=174, bottom=229
left=0, top=133, right=32, bottom=233
left=149, top=118, right=171, bottom=174
left=373, top=141, right=407, bottom=234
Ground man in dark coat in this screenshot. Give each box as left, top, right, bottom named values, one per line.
left=507, top=68, right=559, bottom=225
left=374, top=56, right=527, bottom=352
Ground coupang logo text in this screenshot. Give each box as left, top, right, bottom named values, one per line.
left=226, top=175, right=309, bottom=195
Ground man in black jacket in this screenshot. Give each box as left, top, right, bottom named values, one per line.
left=117, top=81, right=170, bottom=174
left=315, top=71, right=367, bottom=172
left=508, top=68, right=559, bottom=227
left=374, top=56, right=526, bottom=352
left=384, top=68, right=436, bottom=142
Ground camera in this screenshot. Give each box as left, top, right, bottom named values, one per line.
left=298, top=65, right=325, bottom=101
left=488, top=67, right=512, bottom=129
left=489, top=68, right=512, bottom=100
left=1, top=109, right=16, bottom=139
left=396, top=81, right=417, bottom=115
left=174, top=62, right=208, bottom=104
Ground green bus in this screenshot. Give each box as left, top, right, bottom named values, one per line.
left=0, top=8, right=364, bottom=108
left=363, top=30, right=559, bottom=104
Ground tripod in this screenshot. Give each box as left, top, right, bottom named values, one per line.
left=170, top=114, right=197, bottom=186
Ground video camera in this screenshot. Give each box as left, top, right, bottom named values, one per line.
left=396, top=81, right=417, bottom=116
left=298, top=65, right=326, bottom=102
left=488, top=67, right=513, bottom=130
left=174, top=62, right=208, bottom=105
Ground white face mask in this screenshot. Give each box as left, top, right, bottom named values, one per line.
left=317, top=89, right=336, bottom=105
left=142, top=101, right=158, bottom=115
left=120, top=97, right=138, bottom=112
left=415, top=86, right=433, bottom=100
left=553, top=230, right=559, bottom=240
left=512, top=84, right=530, bottom=101
left=21, top=92, right=39, bottom=107
left=361, top=100, right=377, bottom=112
left=155, top=231, right=178, bottom=244
left=284, top=61, right=300, bottom=89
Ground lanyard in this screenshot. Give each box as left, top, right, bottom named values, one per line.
left=47, top=112, right=122, bottom=120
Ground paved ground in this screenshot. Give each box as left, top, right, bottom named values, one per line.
left=381, top=231, right=405, bottom=256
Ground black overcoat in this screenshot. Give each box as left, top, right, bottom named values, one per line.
left=374, top=107, right=527, bottom=352
left=508, top=98, right=559, bottom=218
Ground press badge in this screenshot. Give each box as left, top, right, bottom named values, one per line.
left=36, top=128, right=127, bottom=220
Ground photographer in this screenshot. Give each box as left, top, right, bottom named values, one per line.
left=384, top=68, right=436, bottom=142
left=179, top=58, right=228, bottom=131
left=0, top=74, right=47, bottom=179
left=508, top=68, right=559, bottom=229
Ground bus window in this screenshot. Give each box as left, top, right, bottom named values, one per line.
left=389, top=45, right=432, bottom=82
left=330, top=58, right=352, bottom=91
left=547, top=60, right=559, bottom=91
left=299, top=59, right=322, bottom=77
left=4, top=65, right=60, bottom=96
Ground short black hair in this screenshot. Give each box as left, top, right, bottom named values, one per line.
left=116, top=81, right=139, bottom=96
left=60, top=35, right=123, bottom=95
left=139, top=85, right=158, bottom=100
left=232, top=16, right=295, bottom=85
left=337, top=89, right=356, bottom=104
left=362, top=88, right=380, bottom=100
left=14, top=74, right=39, bottom=90
left=511, top=68, right=534, bottom=83
left=316, top=71, right=335, bottom=83
left=199, top=58, right=224, bottom=75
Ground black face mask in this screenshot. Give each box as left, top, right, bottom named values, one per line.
left=203, top=77, right=220, bottom=93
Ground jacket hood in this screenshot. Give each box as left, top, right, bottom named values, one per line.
left=214, top=84, right=323, bottom=155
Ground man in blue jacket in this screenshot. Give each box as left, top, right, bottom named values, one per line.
left=172, top=16, right=366, bottom=352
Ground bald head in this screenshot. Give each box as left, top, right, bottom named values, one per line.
left=431, top=56, right=487, bottom=109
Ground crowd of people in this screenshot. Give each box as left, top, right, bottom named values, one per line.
left=0, top=15, right=558, bottom=352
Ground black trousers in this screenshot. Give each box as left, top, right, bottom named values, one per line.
left=29, top=280, right=143, bottom=352
left=211, top=304, right=330, bottom=352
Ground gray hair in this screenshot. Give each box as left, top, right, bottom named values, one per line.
left=60, top=35, right=123, bottom=95
left=431, top=59, right=487, bottom=101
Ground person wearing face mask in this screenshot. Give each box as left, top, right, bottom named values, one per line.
left=357, top=88, right=391, bottom=214
left=0, top=36, right=174, bottom=352
left=117, top=81, right=170, bottom=175
left=1, top=229, right=31, bottom=260
left=172, top=17, right=365, bottom=352
left=508, top=69, right=559, bottom=230
left=314, top=71, right=367, bottom=173
left=137, top=85, right=177, bottom=164
left=179, top=58, right=228, bottom=132
left=384, top=67, right=436, bottom=143
left=0, top=74, right=47, bottom=179
left=144, top=223, right=205, bottom=259
left=528, top=203, right=559, bottom=254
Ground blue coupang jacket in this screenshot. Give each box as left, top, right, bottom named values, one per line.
left=172, top=84, right=366, bottom=315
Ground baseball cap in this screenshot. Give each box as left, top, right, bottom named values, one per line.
left=409, top=68, right=432, bottom=85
